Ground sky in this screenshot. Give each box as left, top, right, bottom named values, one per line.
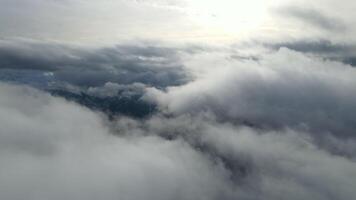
left=1, top=0, right=356, bottom=44
left=1, top=1, right=356, bottom=200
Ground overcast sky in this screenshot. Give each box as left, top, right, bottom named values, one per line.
left=0, top=0, right=355, bottom=44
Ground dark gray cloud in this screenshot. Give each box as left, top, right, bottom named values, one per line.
left=0, top=40, right=191, bottom=88
left=265, top=39, right=356, bottom=66
left=0, top=39, right=195, bottom=117
left=275, top=6, right=346, bottom=32
left=268, top=39, right=347, bottom=54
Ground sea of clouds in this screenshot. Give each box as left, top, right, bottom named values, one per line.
left=0, top=39, right=356, bottom=200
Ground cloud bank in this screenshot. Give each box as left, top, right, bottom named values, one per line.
left=0, top=83, right=232, bottom=200
left=148, top=48, right=356, bottom=137
left=1, top=42, right=356, bottom=200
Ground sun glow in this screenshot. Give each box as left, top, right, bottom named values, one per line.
left=186, top=0, right=270, bottom=35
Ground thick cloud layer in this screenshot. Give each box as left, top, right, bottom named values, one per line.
left=0, top=83, right=233, bottom=200
left=1, top=41, right=356, bottom=200
left=148, top=48, right=356, bottom=138
left=1, top=83, right=356, bottom=200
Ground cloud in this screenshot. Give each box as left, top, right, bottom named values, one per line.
left=146, top=48, right=356, bottom=141
left=265, top=39, right=356, bottom=66
left=274, top=6, right=347, bottom=32
left=0, top=39, right=201, bottom=117
left=1, top=1, right=356, bottom=199
left=0, top=40, right=190, bottom=87
left=0, top=40, right=219, bottom=118
left=1, top=82, right=356, bottom=200
left=1, top=35, right=356, bottom=200
left=0, top=83, right=235, bottom=200
left=0, top=0, right=194, bottom=43
left=146, top=115, right=356, bottom=200
left=2, top=0, right=356, bottom=45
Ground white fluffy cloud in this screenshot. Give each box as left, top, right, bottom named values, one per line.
left=0, top=83, right=233, bottom=200
left=1, top=73, right=356, bottom=199
left=147, top=48, right=356, bottom=138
